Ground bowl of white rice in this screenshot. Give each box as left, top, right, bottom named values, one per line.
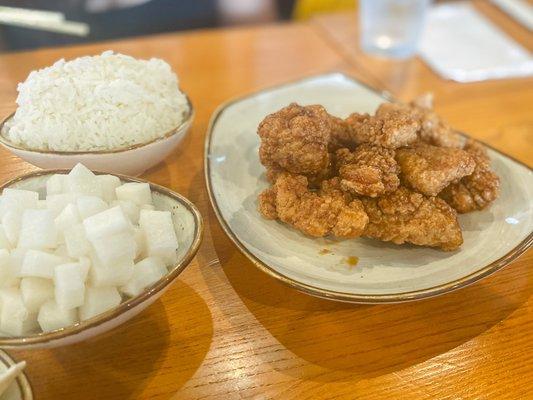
left=0, top=51, right=193, bottom=176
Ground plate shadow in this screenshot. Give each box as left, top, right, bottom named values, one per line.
left=209, top=216, right=531, bottom=382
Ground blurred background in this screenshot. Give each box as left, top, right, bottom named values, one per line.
left=0, top=0, right=359, bottom=52
left=1, top=0, right=530, bottom=83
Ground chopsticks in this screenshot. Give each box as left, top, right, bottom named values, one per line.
left=0, top=6, right=89, bottom=36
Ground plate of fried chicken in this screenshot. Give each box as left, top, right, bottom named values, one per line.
left=205, top=73, right=532, bottom=302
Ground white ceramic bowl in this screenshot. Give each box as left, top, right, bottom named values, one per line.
left=0, top=169, right=203, bottom=349
left=0, top=98, right=193, bottom=176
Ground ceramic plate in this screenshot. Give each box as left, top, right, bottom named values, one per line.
left=205, top=73, right=533, bottom=303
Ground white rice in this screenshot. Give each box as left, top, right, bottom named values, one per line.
left=3, top=50, right=189, bottom=151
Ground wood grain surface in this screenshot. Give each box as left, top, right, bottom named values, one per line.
left=0, top=7, right=531, bottom=399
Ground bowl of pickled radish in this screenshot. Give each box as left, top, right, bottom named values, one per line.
left=0, top=164, right=202, bottom=349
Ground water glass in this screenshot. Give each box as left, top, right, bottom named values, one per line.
left=360, top=0, right=431, bottom=59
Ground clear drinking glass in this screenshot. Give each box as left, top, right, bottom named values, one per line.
left=360, top=0, right=431, bottom=59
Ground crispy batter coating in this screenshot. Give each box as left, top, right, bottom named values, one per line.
left=342, top=95, right=465, bottom=150
left=257, top=187, right=278, bottom=220
left=396, top=144, right=476, bottom=196
left=345, top=103, right=420, bottom=149
left=361, top=187, right=463, bottom=251
left=336, top=145, right=400, bottom=197
left=258, top=174, right=368, bottom=238
left=440, top=140, right=500, bottom=213
left=329, top=115, right=356, bottom=150
left=265, top=165, right=283, bottom=184
left=265, top=162, right=334, bottom=189
left=258, top=103, right=332, bottom=176
left=410, top=94, right=467, bottom=149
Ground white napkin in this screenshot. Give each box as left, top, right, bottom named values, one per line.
left=490, top=0, right=533, bottom=31
left=419, top=1, right=533, bottom=82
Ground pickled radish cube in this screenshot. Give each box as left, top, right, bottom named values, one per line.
left=139, top=210, right=178, bottom=265
left=111, top=200, right=140, bottom=224
left=140, top=204, right=155, bottom=211
left=54, top=244, right=69, bottom=258
left=83, top=206, right=130, bottom=241
left=0, top=225, right=12, bottom=250
left=1, top=210, right=21, bottom=246
left=2, top=188, right=39, bottom=201
left=120, top=257, right=166, bottom=297
left=0, top=198, right=25, bottom=244
left=20, top=278, right=54, bottom=313
left=1, top=189, right=39, bottom=212
left=133, top=227, right=146, bottom=259
left=0, top=248, right=10, bottom=276
left=89, top=254, right=133, bottom=287
left=36, top=199, right=47, bottom=209
left=79, top=286, right=121, bottom=321
left=0, top=197, right=7, bottom=219
left=0, top=249, right=17, bottom=288
left=0, top=248, right=9, bottom=265
left=90, top=232, right=137, bottom=267
left=63, top=223, right=91, bottom=258
left=54, top=263, right=85, bottom=310
left=9, top=248, right=27, bottom=278
left=46, top=193, right=80, bottom=217
left=116, top=183, right=152, bottom=206
left=0, top=288, right=38, bottom=336
left=18, top=210, right=58, bottom=250
left=65, top=163, right=102, bottom=197
left=78, top=257, right=91, bottom=282
left=21, top=250, right=66, bottom=279
left=37, top=300, right=78, bottom=332
left=46, top=174, right=66, bottom=196
left=76, top=196, right=107, bottom=220
left=54, top=203, right=80, bottom=233
left=97, top=175, right=121, bottom=203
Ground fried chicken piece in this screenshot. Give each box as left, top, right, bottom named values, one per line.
left=329, top=115, right=356, bottom=151
left=345, top=103, right=420, bottom=149
left=396, top=144, right=476, bottom=196
left=257, top=187, right=278, bottom=219
left=343, top=95, right=464, bottom=150
left=265, top=165, right=283, bottom=184
left=336, top=145, right=400, bottom=197
left=265, top=161, right=334, bottom=189
left=258, top=103, right=333, bottom=176
left=258, top=174, right=368, bottom=238
left=440, top=140, right=500, bottom=213
left=361, top=186, right=463, bottom=251
left=410, top=94, right=467, bottom=149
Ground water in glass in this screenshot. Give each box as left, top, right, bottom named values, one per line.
left=360, top=0, right=431, bottom=59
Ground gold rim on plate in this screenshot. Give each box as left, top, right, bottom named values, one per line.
left=0, top=95, right=194, bottom=155
left=204, top=71, right=533, bottom=304
left=0, top=169, right=203, bottom=347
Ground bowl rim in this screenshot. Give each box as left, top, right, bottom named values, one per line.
left=0, top=350, right=33, bottom=399
left=204, top=71, right=533, bottom=304
left=0, top=169, right=203, bottom=347
left=0, top=95, right=194, bottom=155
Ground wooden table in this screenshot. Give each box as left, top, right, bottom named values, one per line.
left=1, top=3, right=532, bottom=398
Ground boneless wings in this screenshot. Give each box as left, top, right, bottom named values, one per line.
left=257, top=97, right=500, bottom=251
left=258, top=174, right=368, bottom=238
